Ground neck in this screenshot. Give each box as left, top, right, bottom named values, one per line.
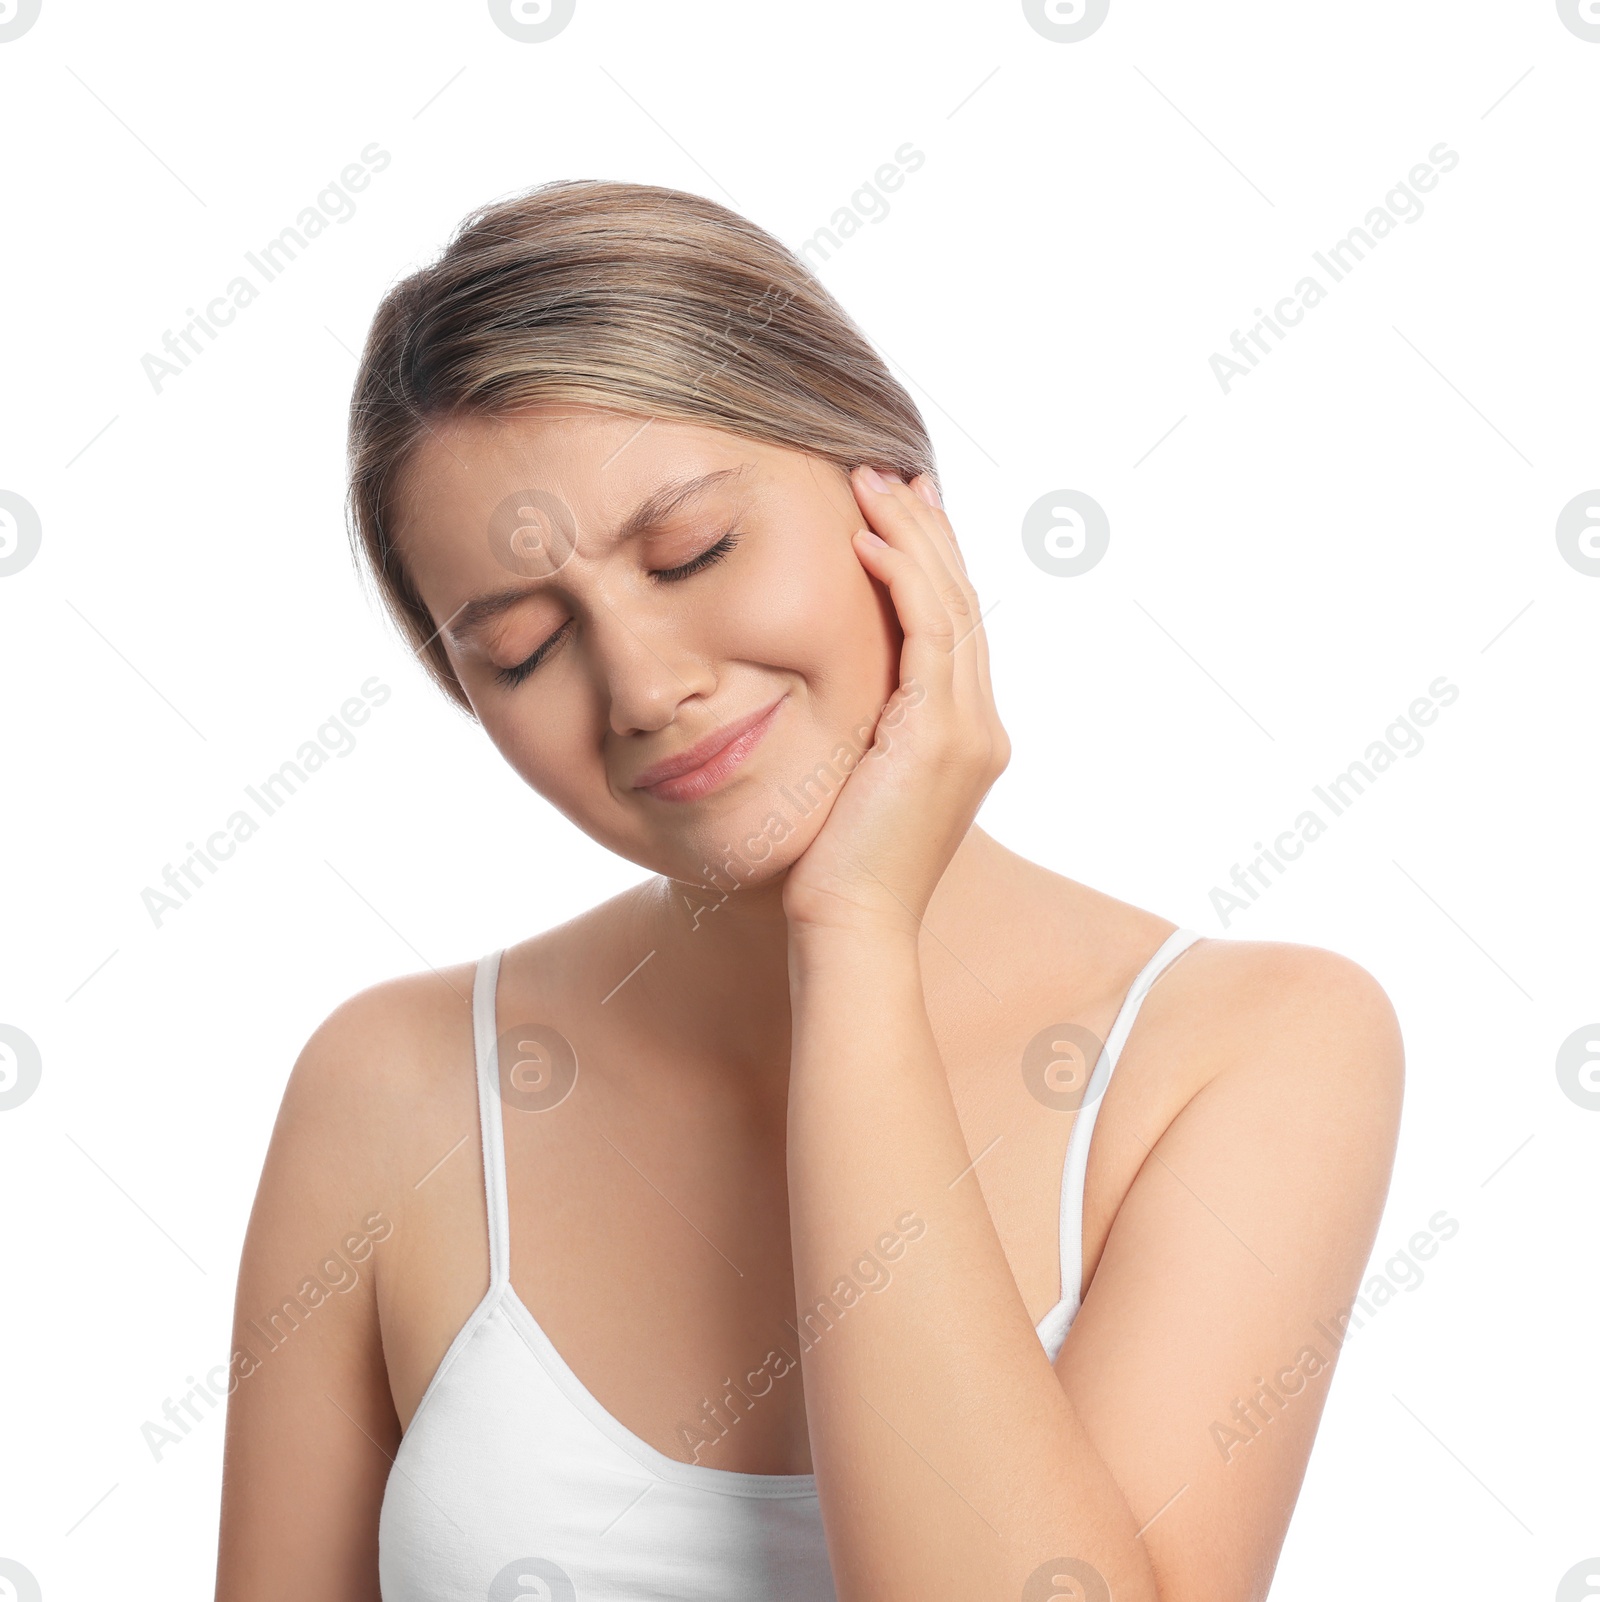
left=614, top=825, right=1020, bottom=1077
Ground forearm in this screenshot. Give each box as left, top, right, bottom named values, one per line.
left=785, top=926, right=1162, bottom=1601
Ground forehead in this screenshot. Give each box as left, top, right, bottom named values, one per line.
left=396, top=406, right=772, bottom=552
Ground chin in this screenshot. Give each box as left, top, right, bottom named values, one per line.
left=650, top=788, right=834, bottom=901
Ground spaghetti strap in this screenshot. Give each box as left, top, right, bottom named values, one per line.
left=383, top=951, right=833, bottom=1599
left=1052, top=926, right=1206, bottom=1325
left=471, top=948, right=511, bottom=1292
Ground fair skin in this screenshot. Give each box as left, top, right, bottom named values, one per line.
left=215, top=406, right=1404, bottom=1601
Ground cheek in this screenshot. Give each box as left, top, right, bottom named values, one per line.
left=479, top=706, right=602, bottom=830
left=732, top=534, right=898, bottom=692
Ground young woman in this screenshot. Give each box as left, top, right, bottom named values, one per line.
left=214, top=180, right=1404, bottom=1602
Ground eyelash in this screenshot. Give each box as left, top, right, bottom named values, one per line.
left=494, top=530, right=743, bottom=688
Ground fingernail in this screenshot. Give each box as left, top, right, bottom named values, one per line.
left=860, top=465, right=898, bottom=493
left=914, top=476, right=943, bottom=510
left=855, top=526, right=887, bottom=547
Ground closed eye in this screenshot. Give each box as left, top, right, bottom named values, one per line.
left=495, top=530, right=742, bottom=688
left=651, top=529, right=741, bottom=583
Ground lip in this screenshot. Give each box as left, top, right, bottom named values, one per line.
left=633, top=693, right=788, bottom=802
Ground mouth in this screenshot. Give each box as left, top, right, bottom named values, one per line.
left=633, top=693, right=789, bottom=803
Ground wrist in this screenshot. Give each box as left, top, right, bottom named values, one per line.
left=786, top=917, right=923, bottom=975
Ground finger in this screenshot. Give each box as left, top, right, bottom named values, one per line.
left=854, top=468, right=978, bottom=716
left=853, top=467, right=989, bottom=706
left=906, top=475, right=995, bottom=706
left=852, top=464, right=986, bottom=720
left=853, top=468, right=973, bottom=646
left=850, top=526, right=957, bottom=706
left=911, top=475, right=969, bottom=577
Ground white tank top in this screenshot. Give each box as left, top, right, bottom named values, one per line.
left=378, top=926, right=1204, bottom=1600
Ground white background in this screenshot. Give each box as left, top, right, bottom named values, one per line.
left=2, top=1, right=1596, bottom=1597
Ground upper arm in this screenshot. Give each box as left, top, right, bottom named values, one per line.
left=214, top=972, right=467, bottom=1602
left=1053, top=941, right=1404, bottom=1602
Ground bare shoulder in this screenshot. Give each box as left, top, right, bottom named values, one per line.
left=1076, top=927, right=1404, bottom=1283
left=1157, top=935, right=1403, bottom=1086
left=1015, top=858, right=1402, bottom=1097
left=265, top=887, right=645, bottom=1209
left=1128, top=932, right=1406, bottom=1175
left=255, top=961, right=482, bottom=1224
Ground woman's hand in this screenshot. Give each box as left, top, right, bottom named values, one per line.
left=780, top=465, right=1010, bottom=939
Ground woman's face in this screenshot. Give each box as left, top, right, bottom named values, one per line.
left=396, top=405, right=903, bottom=892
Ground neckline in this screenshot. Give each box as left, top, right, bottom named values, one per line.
left=493, top=1277, right=1069, bottom=1496
left=501, top=1280, right=817, bottom=1495
left=396, top=1238, right=1071, bottom=1496
left=395, top=1262, right=1073, bottom=1498
left=452, top=926, right=1203, bottom=1494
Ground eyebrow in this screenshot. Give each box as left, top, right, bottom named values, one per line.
left=446, top=463, right=755, bottom=646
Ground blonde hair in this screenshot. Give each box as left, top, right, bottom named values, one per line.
left=344, top=178, right=937, bottom=714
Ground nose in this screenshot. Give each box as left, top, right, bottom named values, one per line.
left=584, top=595, right=719, bottom=739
